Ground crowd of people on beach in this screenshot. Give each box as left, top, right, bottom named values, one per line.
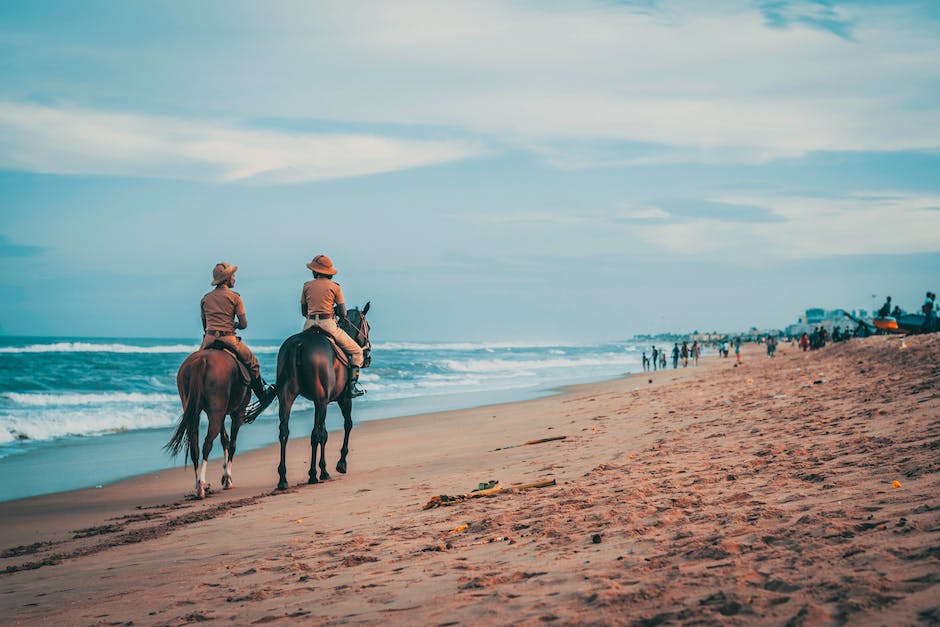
left=642, top=340, right=704, bottom=371
left=638, top=290, right=939, bottom=373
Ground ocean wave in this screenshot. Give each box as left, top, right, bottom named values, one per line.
left=442, top=354, right=637, bottom=373
left=0, top=342, right=198, bottom=354
left=0, top=341, right=284, bottom=354
left=0, top=407, right=178, bottom=443
left=3, top=392, right=179, bottom=407
left=373, top=341, right=577, bottom=351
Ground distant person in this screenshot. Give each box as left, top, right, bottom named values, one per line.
left=642, top=351, right=650, bottom=372
left=660, top=351, right=667, bottom=369
left=734, top=337, right=741, bottom=364
left=799, top=332, right=809, bottom=351
left=891, top=305, right=902, bottom=318
left=651, top=346, right=659, bottom=371
left=923, top=291, right=937, bottom=333
left=199, top=262, right=275, bottom=404
left=671, top=343, right=680, bottom=368
left=877, top=296, right=892, bottom=318
left=680, top=341, right=689, bottom=367
left=301, top=254, right=365, bottom=397
left=692, top=341, right=700, bottom=366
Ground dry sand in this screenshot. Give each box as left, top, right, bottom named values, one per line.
left=1, top=334, right=938, bottom=625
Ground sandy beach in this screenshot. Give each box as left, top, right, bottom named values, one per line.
left=1, top=335, right=938, bottom=625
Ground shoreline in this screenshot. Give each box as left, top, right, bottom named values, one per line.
left=2, top=336, right=937, bottom=624
left=0, top=374, right=611, bottom=503
left=0, top=336, right=645, bottom=502
left=0, top=363, right=671, bottom=548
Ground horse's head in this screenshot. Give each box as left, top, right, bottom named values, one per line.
left=345, top=301, right=372, bottom=367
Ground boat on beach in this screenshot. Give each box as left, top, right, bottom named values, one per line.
left=874, top=313, right=927, bottom=334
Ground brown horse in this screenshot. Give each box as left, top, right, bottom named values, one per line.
left=165, top=348, right=253, bottom=498
left=274, top=303, right=371, bottom=490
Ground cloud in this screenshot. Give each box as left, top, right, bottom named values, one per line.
left=1, top=1, right=939, bottom=174
left=620, top=207, right=673, bottom=220
left=237, top=0, right=940, bottom=164
left=634, top=192, right=940, bottom=258
left=757, top=0, right=855, bottom=39
left=0, top=102, right=482, bottom=183
left=654, top=200, right=786, bottom=223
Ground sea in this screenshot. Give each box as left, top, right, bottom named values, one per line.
left=0, top=336, right=646, bottom=502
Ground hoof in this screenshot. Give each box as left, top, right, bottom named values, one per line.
left=320, top=471, right=331, bottom=481
left=307, top=475, right=319, bottom=485
left=197, top=485, right=206, bottom=500
left=336, top=462, right=347, bottom=474
left=221, top=476, right=232, bottom=489
left=277, top=480, right=289, bottom=491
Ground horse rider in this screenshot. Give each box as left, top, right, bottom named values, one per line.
left=301, top=254, right=365, bottom=397
left=199, top=262, right=275, bottom=404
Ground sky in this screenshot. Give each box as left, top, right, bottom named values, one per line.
left=0, top=0, right=938, bottom=343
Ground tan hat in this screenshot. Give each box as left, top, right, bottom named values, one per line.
left=306, top=254, right=337, bottom=275
left=211, top=262, right=238, bottom=285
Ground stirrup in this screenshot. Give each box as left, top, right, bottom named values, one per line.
left=348, top=367, right=366, bottom=398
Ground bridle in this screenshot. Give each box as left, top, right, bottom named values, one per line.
left=344, top=311, right=371, bottom=354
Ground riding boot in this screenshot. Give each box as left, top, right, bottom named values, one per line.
left=250, top=377, right=277, bottom=403
left=348, top=367, right=366, bottom=398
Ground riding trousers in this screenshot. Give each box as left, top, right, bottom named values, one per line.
left=302, top=317, right=364, bottom=367
left=200, top=333, right=262, bottom=380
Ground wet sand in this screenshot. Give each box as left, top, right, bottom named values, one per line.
left=1, top=334, right=938, bottom=625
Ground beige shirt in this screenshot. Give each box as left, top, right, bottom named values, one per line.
left=201, top=286, right=245, bottom=332
left=301, top=278, right=344, bottom=316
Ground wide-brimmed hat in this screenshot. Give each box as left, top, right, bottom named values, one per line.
left=211, top=262, right=238, bottom=285
left=306, top=254, right=337, bottom=275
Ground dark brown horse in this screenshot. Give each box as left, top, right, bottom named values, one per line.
left=165, top=348, right=253, bottom=498
left=274, top=303, right=371, bottom=490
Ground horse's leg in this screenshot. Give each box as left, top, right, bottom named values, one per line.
left=336, top=397, right=353, bottom=474
left=219, top=423, right=232, bottom=489
left=277, top=392, right=297, bottom=491
left=309, top=402, right=329, bottom=483
left=188, top=419, right=201, bottom=496
left=198, top=408, right=224, bottom=499
left=224, top=413, right=243, bottom=490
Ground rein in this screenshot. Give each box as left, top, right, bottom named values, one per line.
left=343, top=313, right=371, bottom=351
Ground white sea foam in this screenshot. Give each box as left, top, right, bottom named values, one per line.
left=442, top=354, right=636, bottom=373
left=0, top=339, right=644, bottom=450
left=373, top=341, right=571, bottom=351
left=3, top=392, right=179, bottom=407
left=0, top=342, right=283, bottom=354
left=0, top=407, right=178, bottom=442
left=0, top=342, right=199, bottom=354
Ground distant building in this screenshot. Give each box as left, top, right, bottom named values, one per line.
left=785, top=307, right=870, bottom=337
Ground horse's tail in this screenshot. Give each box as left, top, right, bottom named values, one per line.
left=165, top=355, right=206, bottom=456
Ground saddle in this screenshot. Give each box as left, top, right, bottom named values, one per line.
left=302, top=327, right=350, bottom=367
left=205, top=341, right=251, bottom=386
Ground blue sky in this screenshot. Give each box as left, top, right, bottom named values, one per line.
left=1, top=0, right=938, bottom=342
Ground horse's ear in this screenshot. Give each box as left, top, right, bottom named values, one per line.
left=362, top=301, right=370, bottom=315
